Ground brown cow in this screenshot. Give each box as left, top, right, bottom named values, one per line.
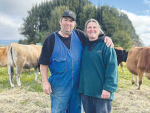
left=126, top=46, right=150, bottom=90
left=0, top=47, right=31, bottom=72
left=7, top=43, right=42, bottom=88
left=0, top=47, right=7, bottom=67
left=115, top=47, right=125, bottom=72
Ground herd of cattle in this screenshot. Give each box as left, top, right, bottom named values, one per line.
left=0, top=43, right=150, bottom=90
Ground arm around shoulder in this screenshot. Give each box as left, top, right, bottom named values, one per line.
left=104, top=36, right=114, bottom=48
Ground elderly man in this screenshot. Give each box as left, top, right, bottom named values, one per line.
left=38, top=10, right=113, bottom=113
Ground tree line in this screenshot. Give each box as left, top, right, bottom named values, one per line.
left=19, top=0, right=144, bottom=49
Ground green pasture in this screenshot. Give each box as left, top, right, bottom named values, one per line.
left=117, top=64, right=150, bottom=90
left=1, top=64, right=150, bottom=92
left=0, top=67, right=50, bottom=92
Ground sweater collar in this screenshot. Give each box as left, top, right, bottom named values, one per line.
left=87, top=34, right=105, bottom=45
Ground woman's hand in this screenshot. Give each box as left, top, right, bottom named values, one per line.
left=101, top=90, right=110, bottom=99
left=104, top=36, right=114, bottom=48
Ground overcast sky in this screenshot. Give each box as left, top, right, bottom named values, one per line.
left=0, top=0, right=150, bottom=46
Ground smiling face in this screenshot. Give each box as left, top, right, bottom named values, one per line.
left=60, top=17, right=76, bottom=35
left=85, top=22, right=100, bottom=41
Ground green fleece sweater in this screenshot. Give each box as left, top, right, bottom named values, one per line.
left=77, top=39, right=118, bottom=100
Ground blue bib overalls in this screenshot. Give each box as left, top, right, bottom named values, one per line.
left=48, top=30, right=83, bottom=113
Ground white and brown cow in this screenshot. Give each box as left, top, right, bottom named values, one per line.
left=0, top=46, right=31, bottom=72
left=7, top=43, right=42, bottom=87
left=126, top=46, right=150, bottom=90
left=0, top=47, right=7, bottom=67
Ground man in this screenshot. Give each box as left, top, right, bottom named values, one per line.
left=38, top=10, right=113, bottom=113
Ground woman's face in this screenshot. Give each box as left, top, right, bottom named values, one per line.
left=86, top=22, right=100, bottom=41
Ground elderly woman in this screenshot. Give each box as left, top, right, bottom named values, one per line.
left=78, top=19, right=118, bottom=113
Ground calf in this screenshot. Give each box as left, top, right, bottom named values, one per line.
left=7, top=43, right=42, bottom=87
left=126, top=46, right=150, bottom=90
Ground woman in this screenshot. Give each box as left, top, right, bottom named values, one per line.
left=78, top=19, right=118, bottom=113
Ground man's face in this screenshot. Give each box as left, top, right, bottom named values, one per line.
left=60, top=17, right=75, bottom=35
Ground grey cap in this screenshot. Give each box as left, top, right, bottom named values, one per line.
left=62, top=10, right=76, bottom=21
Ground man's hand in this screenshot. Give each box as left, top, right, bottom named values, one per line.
left=43, top=81, right=52, bottom=95
left=101, top=90, right=110, bottom=99
left=40, top=64, right=52, bottom=95
left=104, top=36, right=114, bottom=48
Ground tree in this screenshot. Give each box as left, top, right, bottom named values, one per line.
left=19, top=4, right=41, bottom=44
left=112, top=30, right=131, bottom=49
left=79, top=4, right=96, bottom=31
left=19, top=0, right=92, bottom=44
left=19, top=1, right=143, bottom=48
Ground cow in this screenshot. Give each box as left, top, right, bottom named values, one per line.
left=126, top=46, right=150, bottom=90
left=0, top=47, right=6, bottom=50
left=0, top=47, right=7, bottom=67
left=115, top=47, right=128, bottom=65
left=7, top=43, right=42, bottom=88
left=0, top=47, right=31, bottom=72
left=115, top=47, right=126, bottom=72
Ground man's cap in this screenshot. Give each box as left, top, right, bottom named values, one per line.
left=62, top=10, right=76, bottom=21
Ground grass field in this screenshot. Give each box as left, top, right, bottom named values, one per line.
left=0, top=64, right=150, bottom=113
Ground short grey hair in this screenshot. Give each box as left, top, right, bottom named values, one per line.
left=84, top=19, right=104, bottom=35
